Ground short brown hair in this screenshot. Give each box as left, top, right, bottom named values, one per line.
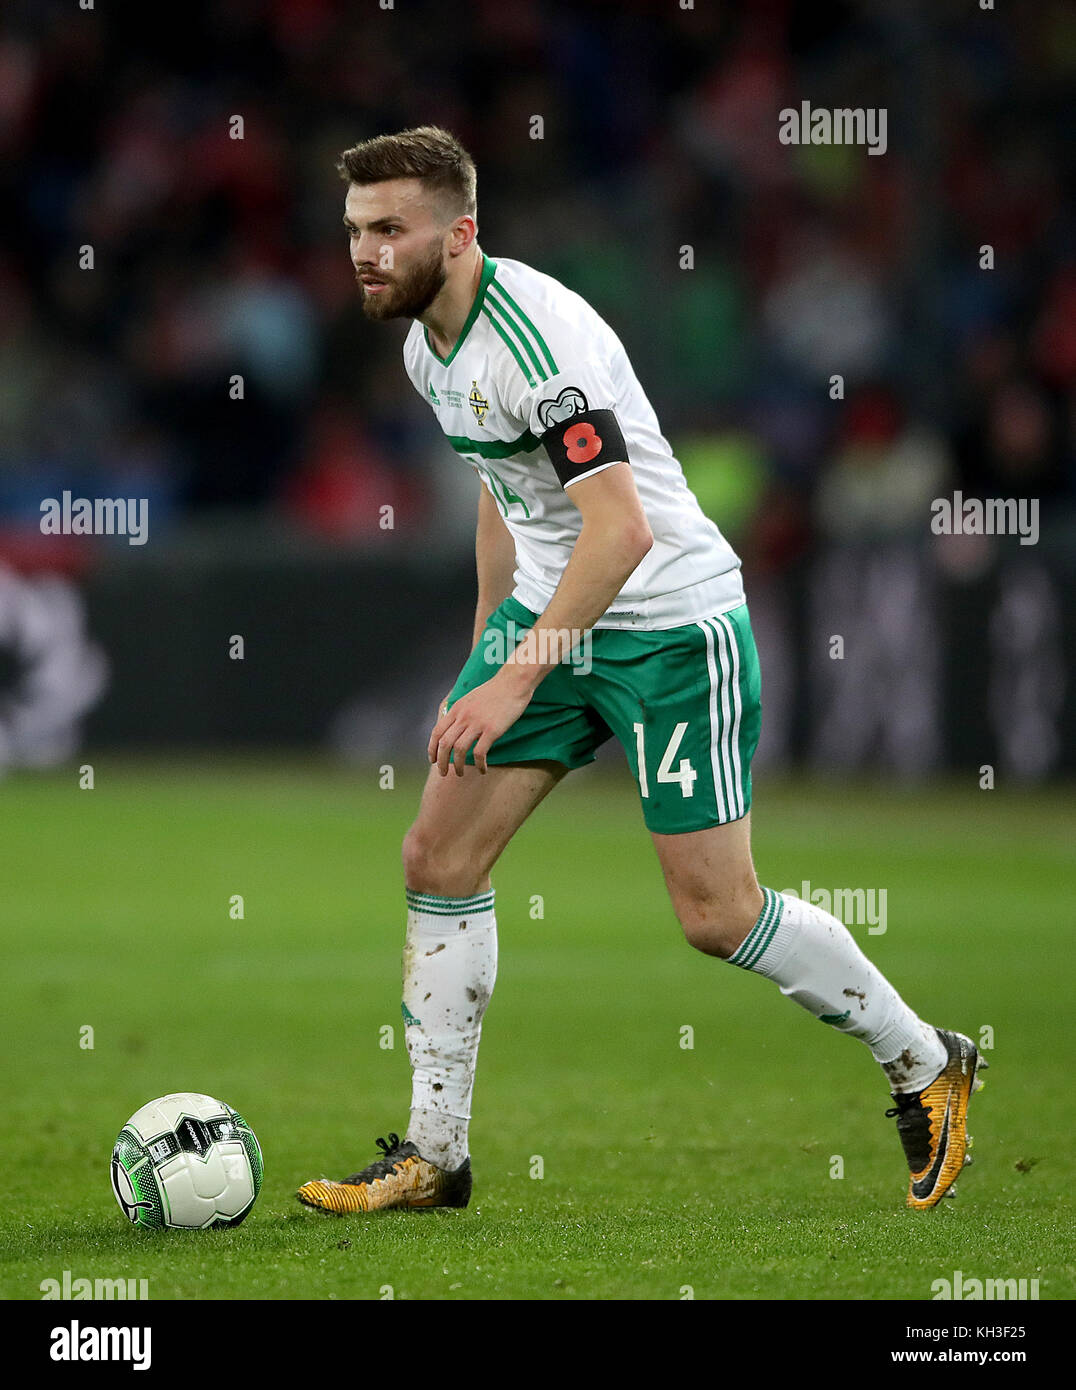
left=337, top=126, right=477, bottom=220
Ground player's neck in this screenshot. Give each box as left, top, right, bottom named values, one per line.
left=420, top=244, right=484, bottom=359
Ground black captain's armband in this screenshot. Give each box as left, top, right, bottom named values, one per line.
left=539, top=404, right=629, bottom=487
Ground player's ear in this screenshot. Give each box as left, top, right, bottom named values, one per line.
left=447, top=214, right=477, bottom=257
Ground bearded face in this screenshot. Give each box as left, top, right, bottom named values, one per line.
left=355, top=234, right=447, bottom=322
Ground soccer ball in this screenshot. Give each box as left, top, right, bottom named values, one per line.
left=110, top=1092, right=263, bottom=1230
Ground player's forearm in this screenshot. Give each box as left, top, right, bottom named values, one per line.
left=472, top=596, right=505, bottom=650
left=472, top=572, right=515, bottom=649
left=472, top=490, right=517, bottom=648
left=500, top=516, right=652, bottom=692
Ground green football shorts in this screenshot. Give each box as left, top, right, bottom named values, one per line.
left=444, top=594, right=762, bottom=835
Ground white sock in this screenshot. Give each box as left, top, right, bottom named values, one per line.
left=728, top=887, right=946, bottom=1093
left=401, top=888, right=497, bottom=1169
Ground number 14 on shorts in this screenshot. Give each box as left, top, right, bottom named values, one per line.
left=634, top=721, right=697, bottom=798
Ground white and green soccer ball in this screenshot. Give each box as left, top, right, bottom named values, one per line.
left=110, top=1092, right=263, bottom=1230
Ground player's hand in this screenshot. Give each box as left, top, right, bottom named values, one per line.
left=427, top=671, right=533, bottom=776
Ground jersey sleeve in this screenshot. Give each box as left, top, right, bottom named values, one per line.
left=510, top=359, right=631, bottom=489
left=401, top=323, right=425, bottom=396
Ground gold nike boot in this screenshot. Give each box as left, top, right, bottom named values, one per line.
left=297, top=1132, right=471, bottom=1214
left=886, top=1029, right=987, bottom=1209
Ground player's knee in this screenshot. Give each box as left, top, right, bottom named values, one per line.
left=675, top=885, right=763, bottom=960
left=401, top=826, right=487, bottom=900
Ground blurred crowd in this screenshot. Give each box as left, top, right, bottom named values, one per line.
left=1, top=0, right=1072, bottom=569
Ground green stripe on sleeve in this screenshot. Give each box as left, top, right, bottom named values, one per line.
left=481, top=306, right=537, bottom=388
left=487, top=280, right=559, bottom=375
left=485, top=285, right=550, bottom=383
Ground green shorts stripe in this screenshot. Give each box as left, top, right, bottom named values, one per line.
left=697, top=617, right=725, bottom=819
left=697, top=614, right=747, bottom=823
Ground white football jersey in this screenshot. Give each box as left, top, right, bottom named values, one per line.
left=402, top=252, right=745, bottom=629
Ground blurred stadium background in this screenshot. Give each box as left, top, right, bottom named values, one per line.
left=0, top=0, right=1072, bottom=778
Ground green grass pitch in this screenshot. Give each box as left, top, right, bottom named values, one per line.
left=2, top=757, right=1073, bottom=1300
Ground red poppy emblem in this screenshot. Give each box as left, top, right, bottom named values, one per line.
left=563, top=421, right=602, bottom=465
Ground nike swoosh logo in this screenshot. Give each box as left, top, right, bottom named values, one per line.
left=912, top=1095, right=952, bottom=1198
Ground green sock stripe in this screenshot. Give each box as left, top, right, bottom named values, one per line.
left=750, top=889, right=784, bottom=967
left=406, top=904, right=495, bottom=918
left=406, top=897, right=494, bottom=911
left=727, top=887, right=770, bottom=966
left=406, top=891, right=494, bottom=907
left=739, top=889, right=785, bottom=970
left=730, top=888, right=778, bottom=969
left=406, top=890, right=495, bottom=916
